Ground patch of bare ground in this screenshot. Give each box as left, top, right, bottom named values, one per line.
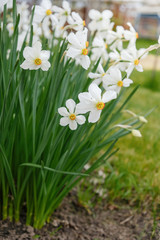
left=0, top=192, right=160, bottom=240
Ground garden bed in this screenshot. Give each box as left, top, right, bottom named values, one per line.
left=0, top=191, right=159, bottom=240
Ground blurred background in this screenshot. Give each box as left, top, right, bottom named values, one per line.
left=19, top=0, right=160, bottom=39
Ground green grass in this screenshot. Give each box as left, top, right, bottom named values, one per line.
left=130, top=70, right=160, bottom=92
left=136, top=38, right=157, bottom=52
left=105, top=85, right=160, bottom=206
left=78, top=70, right=160, bottom=209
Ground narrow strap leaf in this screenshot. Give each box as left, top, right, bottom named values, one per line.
left=20, top=163, right=89, bottom=177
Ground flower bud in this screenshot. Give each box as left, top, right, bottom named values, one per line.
left=131, top=129, right=142, bottom=137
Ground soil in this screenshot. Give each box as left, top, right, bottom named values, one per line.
left=0, top=192, right=160, bottom=240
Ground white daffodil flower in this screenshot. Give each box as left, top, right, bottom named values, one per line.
left=53, top=20, right=68, bottom=45
left=58, top=99, right=86, bottom=130
left=124, top=22, right=139, bottom=47
left=77, top=83, right=117, bottom=123
left=17, top=30, right=39, bottom=52
left=88, top=9, right=113, bottom=32
left=7, top=22, right=14, bottom=36
left=53, top=1, right=71, bottom=25
left=0, top=0, right=8, bottom=8
left=158, top=35, right=160, bottom=44
left=91, top=36, right=109, bottom=63
left=41, top=17, right=55, bottom=40
left=20, top=41, right=51, bottom=71
left=17, top=2, right=30, bottom=32
left=66, top=28, right=90, bottom=70
left=0, top=0, right=12, bottom=10
left=95, top=21, right=115, bottom=39
left=67, top=12, right=86, bottom=31
left=107, top=26, right=124, bottom=51
left=121, top=46, right=147, bottom=77
left=17, top=2, right=29, bottom=16
left=109, top=50, right=122, bottom=63
left=103, top=68, right=133, bottom=94
left=109, top=50, right=128, bottom=72
left=88, top=63, right=107, bottom=85
left=33, top=0, right=57, bottom=25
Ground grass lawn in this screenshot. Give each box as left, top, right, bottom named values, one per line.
left=79, top=69, right=160, bottom=211
left=131, top=70, right=160, bottom=92
left=136, top=38, right=157, bottom=51
left=106, top=85, right=160, bottom=207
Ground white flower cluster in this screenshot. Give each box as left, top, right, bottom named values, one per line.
left=2, top=0, right=160, bottom=131
left=58, top=84, right=117, bottom=130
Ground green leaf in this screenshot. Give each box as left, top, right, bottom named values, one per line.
left=20, top=163, right=89, bottom=177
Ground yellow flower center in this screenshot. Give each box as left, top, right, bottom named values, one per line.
left=134, top=59, right=139, bottom=65
left=105, top=43, right=108, bottom=49
left=117, top=80, right=123, bottom=87
left=135, top=32, right=139, bottom=39
left=102, top=73, right=106, bottom=77
left=69, top=114, right=76, bottom=120
left=99, top=17, right=103, bottom=21
left=34, top=58, right=42, bottom=65
left=83, top=20, right=86, bottom=26
left=96, top=102, right=105, bottom=110
left=86, top=41, right=89, bottom=48
left=46, top=9, right=52, bottom=16
left=82, top=48, right=88, bottom=55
